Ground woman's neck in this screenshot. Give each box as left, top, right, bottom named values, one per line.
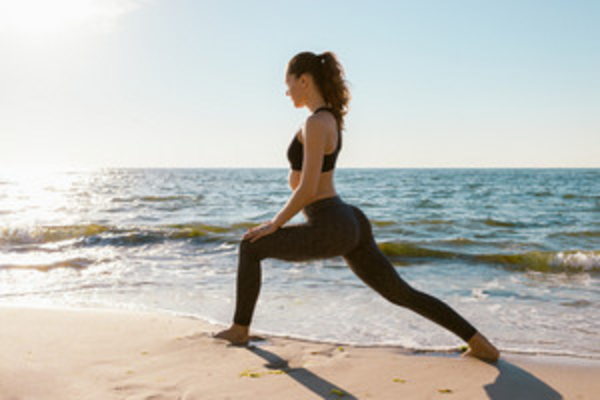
left=305, top=95, right=327, bottom=114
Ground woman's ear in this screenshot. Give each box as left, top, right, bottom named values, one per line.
left=299, top=73, right=310, bottom=89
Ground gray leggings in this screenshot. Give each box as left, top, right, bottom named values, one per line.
left=233, top=196, right=477, bottom=342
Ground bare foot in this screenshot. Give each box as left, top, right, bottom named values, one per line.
left=214, top=324, right=250, bottom=346
left=463, top=332, right=500, bottom=363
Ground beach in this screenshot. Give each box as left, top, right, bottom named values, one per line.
left=2, top=0, right=597, bottom=396
left=1, top=168, right=599, bottom=398
left=2, top=305, right=599, bottom=400
left=1, top=169, right=598, bottom=359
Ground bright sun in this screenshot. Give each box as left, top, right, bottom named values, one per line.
left=0, top=0, right=140, bottom=35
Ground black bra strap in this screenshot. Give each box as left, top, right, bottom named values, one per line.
left=313, top=106, right=334, bottom=115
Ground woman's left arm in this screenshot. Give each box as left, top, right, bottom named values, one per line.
left=244, top=117, right=327, bottom=242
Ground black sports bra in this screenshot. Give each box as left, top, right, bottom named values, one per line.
left=287, top=107, right=342, bottom=172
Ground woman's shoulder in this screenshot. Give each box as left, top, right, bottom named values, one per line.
left=304, top=110, right=336, bottom=132
left=300, top=112, right=338, bottom=152
left=303, top=114, right=333, bottom=140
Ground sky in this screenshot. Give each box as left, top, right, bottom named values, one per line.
left=0, top=0, right=598, bottom=169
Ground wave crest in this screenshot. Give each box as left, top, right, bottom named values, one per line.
left=378, top=242, right=600, bottom=273
left=0, top=257, right=94, bottom=272
left=0, top=222, right=255, bottom=246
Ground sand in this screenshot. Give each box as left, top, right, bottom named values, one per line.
left=1, top=306, right=598, bottom=400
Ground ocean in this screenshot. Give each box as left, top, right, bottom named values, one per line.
left=1, top=168, right=598, bottom=359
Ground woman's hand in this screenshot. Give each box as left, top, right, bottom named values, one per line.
left=243, top=221, right=279, bottom=243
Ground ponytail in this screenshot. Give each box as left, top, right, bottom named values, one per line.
left=287, top=51, right=351, bottom=130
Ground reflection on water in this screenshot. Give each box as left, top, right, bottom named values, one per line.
left=0, top=168, right=599, bottom=358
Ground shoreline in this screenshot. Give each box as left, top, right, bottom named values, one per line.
left=142, top=309, right=600, bottom=362
left=2, top=305, right=599, bottom=400
left=9, top=302, right=600, bottom=362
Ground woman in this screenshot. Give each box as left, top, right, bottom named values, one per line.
left=215, top=51, right=500, bottom=362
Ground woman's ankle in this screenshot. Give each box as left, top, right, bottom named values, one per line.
left=465, top=332, right=500, bottom=362
left=231, top=323, right=250, bottom=335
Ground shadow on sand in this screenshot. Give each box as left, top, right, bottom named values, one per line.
left=485, top=359, right=563, bottom=400
left=247, top=345, right=358, bottom=400
left=247, top=343, right=563, bottom=400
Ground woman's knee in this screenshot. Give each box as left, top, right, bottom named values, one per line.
left=388, top=284, right=424, bottom=309
left=239, top=238, right=260, bottom=260
left=364, top=269, right=419, bottom=307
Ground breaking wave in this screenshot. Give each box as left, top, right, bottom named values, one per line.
left=379, top=241, right=600, bottom=273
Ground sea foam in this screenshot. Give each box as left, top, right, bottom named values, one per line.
left=551, top=251, right=600, bottom=271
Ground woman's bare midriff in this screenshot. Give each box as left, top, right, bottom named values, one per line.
left=288, top=170, right=338, bottom=202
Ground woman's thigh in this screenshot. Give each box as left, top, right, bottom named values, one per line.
left=244, top=210, right=359, bottom=262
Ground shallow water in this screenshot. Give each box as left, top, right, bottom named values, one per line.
left=1, top=168, right=599, bottom=358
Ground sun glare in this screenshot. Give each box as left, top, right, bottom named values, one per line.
left=0, top=0, right=141, bottom=35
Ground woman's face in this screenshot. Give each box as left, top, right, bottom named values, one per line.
left=285, top=72, right=305, bottom=108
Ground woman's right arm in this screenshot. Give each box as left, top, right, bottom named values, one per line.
left=243, top=118, right=327, bottom=242
left=288, top=170, right=301, bottom=191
